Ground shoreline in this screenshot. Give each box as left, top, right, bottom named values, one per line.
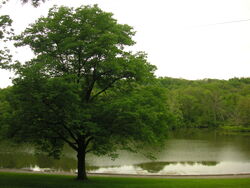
left=1, top=168, right=250, bottom=179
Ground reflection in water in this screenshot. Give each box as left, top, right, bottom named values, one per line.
left=136, top=162, right=171, bottom=173
left=0, top=153, right=76, bottom=172
left=0, top=153, right=36, bottom=169
left=87, top=161, right=250, bottom=175
left=200, top=161, right=219, bottom=166
left=135, top=161, right=219, bottom=173
left=0, top=129, right=250, bottom=175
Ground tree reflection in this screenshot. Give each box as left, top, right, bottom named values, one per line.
left=136, top=161, right=219, bottom=173
left=0, top=152, right=76, bottom=172
left=136, top=162, right=171, bottom=173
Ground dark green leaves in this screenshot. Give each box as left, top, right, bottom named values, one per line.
left=14, top=5, right=155, bottom=102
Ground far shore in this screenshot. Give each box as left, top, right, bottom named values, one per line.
left=1, top=168, right=250, bottom=179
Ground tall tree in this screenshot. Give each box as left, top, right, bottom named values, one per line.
left=6, top=5, right=172, bottom=180
left=232, top=96, right=250, bottom=127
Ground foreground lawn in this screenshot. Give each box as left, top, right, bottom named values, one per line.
left=0, top=172, right=250, bottom=188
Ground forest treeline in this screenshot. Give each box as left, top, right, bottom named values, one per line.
left=158, top=77, right=250, bottom=129
left=1, top=77, right=250, bottom=130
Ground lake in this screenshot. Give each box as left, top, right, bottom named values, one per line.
left=0, top=129, right=250, bottom=175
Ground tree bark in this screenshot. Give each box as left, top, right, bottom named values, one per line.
left=77, top=147, right=87, bottom=180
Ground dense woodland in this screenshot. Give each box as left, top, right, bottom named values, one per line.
left=157, top=77, right=250, bottom=129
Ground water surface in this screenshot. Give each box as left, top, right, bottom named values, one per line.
left=0, top=129, right=250, bottom=175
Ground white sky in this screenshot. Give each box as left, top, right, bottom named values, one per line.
left=1, top=0, right=250, bottom=88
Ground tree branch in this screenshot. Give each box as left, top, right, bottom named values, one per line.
left=85, top=136, right=94, bottom=147
left=55, top=131, right=78, bottom=150
left=76, top=47, right=82, bottom=84
left=90, top=77, right=122, bottom=101
left=85, top=61, right=98, bottom=102
left=61, top=123, right=79, bottom=143
left=85, top=149, right=93, bottom=154
left=42, top=100, right=79, bottom=144
left=41, top=119, right=78, bottom=151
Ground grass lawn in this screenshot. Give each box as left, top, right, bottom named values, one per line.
left=0, top=172, right=250, bottom=188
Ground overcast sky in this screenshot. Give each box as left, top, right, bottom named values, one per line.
left=1, top=0, right=250, bottom=88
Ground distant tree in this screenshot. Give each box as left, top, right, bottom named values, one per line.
left=174, top=84, right=226, bottom=128
left=178, top=87, right=205, bottom=127
left=234, top=96, right=250, bottom=127
left=165, top=90, right=183, bottom=129
left=5, top=5, right=172, bottom=180
left=0, top=88, right=11, bottom=139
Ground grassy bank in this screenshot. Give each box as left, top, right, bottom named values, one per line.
left=0, top=172, right=250, bottom=188
left=220, top=126, right=250, bottom=133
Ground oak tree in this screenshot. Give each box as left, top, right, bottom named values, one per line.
left=7, top=5, right=171, bottom=180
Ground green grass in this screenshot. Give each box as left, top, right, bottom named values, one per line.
left=0, top=172, right=250, bottom=188
left=220, top=126, right=250, bottom=133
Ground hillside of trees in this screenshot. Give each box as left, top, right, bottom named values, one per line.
left=158, top=77, right=250, bottom=129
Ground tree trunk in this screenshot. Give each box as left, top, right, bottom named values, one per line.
left=77, top=148, right=87, bottom=180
